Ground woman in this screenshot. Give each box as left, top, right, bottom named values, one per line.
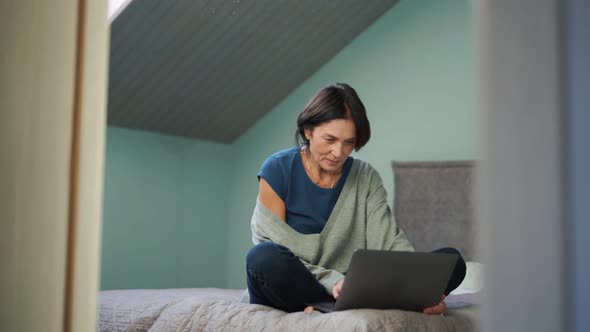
left=246, top=83, right=465, bottom=314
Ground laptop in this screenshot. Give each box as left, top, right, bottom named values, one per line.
left=308, top=249, right=458, bottom=313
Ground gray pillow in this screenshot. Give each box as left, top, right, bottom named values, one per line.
left=392, top=161, right=476, bottom=261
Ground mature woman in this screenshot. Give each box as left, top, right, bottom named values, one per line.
left=246, top=83, right=465, bottom=314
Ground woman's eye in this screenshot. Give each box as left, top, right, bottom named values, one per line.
left=325, top=138, right=335, bottom=142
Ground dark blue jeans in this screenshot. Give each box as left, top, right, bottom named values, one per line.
left=246, top=242, right=466, bottom=313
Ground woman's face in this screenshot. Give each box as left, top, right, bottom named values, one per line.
left=305, top=118, right=356, bottom=173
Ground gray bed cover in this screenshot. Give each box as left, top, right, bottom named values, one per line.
left=98, top=288, right=478, bottom=332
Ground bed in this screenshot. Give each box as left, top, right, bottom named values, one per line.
left=98, top=161, right=480, bottom=331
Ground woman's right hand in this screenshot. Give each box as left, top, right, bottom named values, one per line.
left=332, top=278, right=345, bottom=299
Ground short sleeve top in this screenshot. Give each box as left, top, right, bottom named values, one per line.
left=258, top=147, right=353, bottom=234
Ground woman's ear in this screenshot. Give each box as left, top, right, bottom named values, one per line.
left=304, top=128, right=312, bottom=140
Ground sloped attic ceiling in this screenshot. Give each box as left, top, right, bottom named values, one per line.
left=107, top=0, right=399, bottom=142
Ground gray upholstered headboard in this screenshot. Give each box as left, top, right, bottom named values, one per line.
left=393, top=161, right=476, bottom=261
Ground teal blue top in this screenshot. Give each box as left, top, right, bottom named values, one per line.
left=258, top=147, right=353, bottom=234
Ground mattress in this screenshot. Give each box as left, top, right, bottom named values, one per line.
left=98, top=288, right=478, bottom=332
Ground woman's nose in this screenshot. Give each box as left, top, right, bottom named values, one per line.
left=332, top=143, right=344, bottom=158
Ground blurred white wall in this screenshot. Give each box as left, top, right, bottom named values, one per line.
left=475, top=0, right=565, bottom=331
left=0, top=1, right=109, bottom=331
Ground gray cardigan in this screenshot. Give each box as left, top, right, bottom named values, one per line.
left=251, top=159, right=414, bottom=295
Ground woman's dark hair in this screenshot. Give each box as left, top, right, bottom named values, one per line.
left=296, top=83, right=371, bottom=151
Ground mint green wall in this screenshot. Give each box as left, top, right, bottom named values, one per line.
left=225, top=0, right=477, bottom=288
left=101, top=0, right=476, bottom=290
left=100, top=126, right=232, bottom=290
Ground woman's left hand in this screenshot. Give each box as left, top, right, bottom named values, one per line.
left=423, top=295, right=446, bottom=315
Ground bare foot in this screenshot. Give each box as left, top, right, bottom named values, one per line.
left=303, top=306, right=315, bottom=313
